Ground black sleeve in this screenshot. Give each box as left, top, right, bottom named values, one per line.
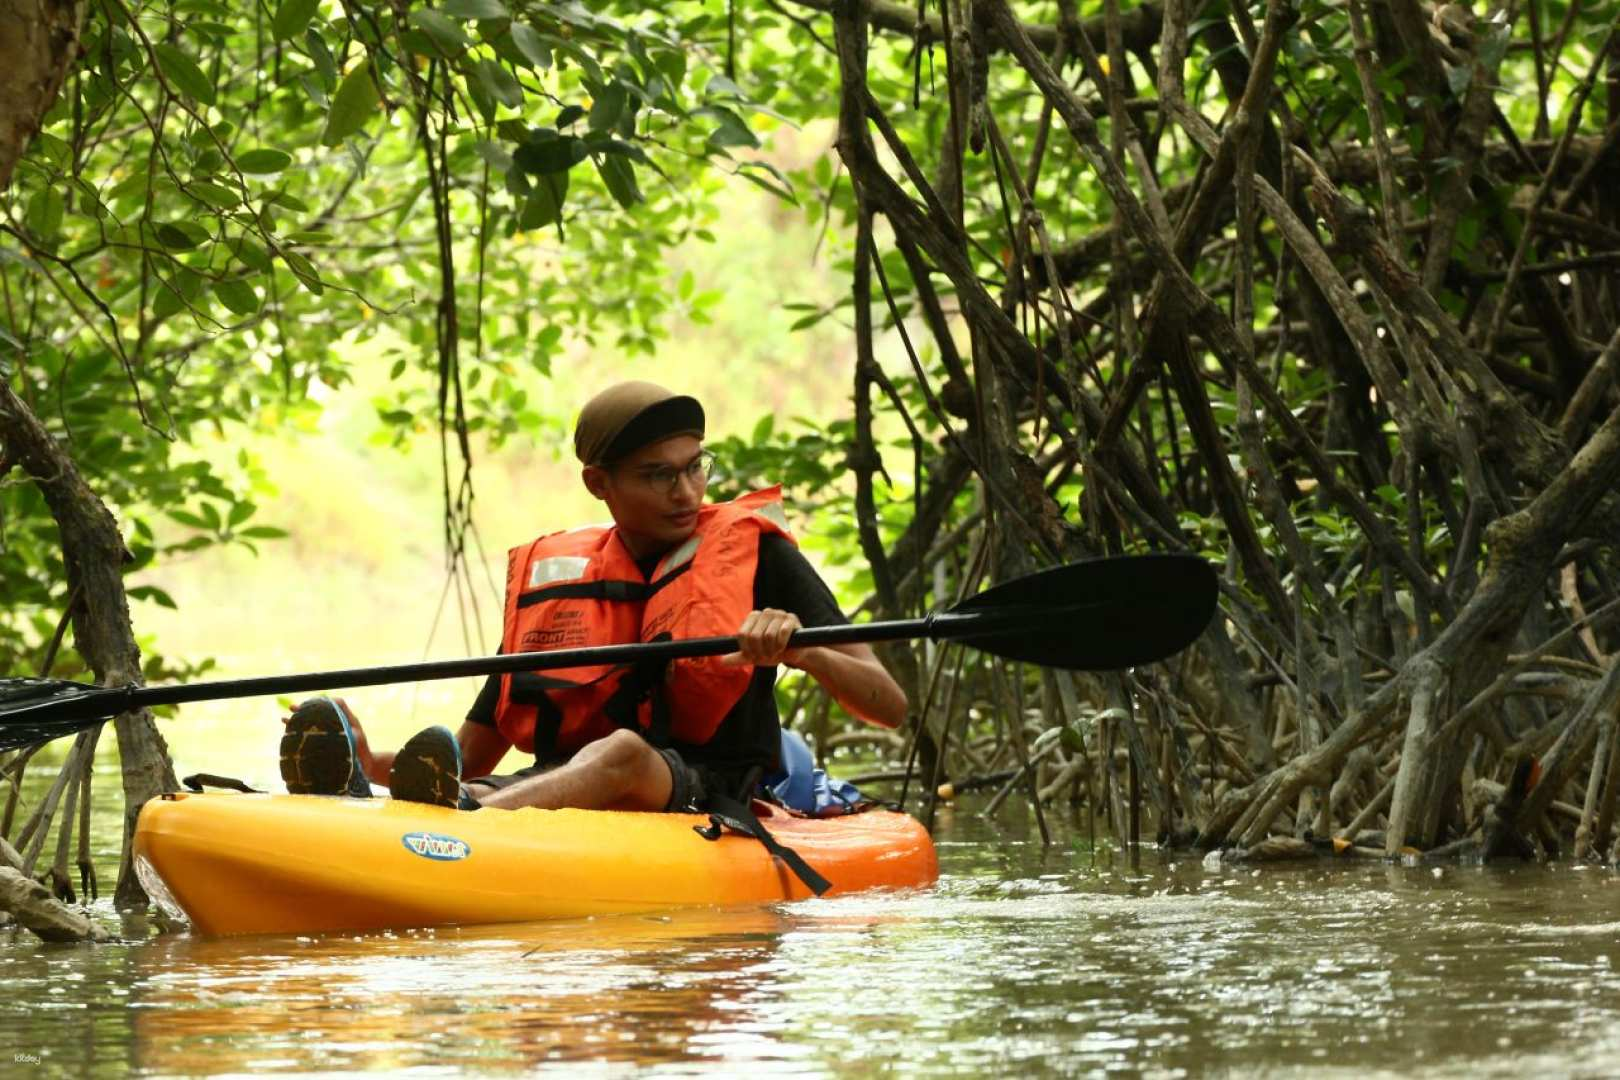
left=466, top=673, right=500, bottom=728
left=753, top=534, right=848, bottom=629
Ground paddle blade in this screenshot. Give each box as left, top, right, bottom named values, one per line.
left=948, top=554, right=1219, bottom=670
left=0, top=678, right=119, bottom=752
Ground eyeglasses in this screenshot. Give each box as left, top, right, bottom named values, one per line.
left=621, top=449, right=716, bottom=496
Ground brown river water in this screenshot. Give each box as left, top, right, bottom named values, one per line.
left=5, top=764, right=1620, bottom=1077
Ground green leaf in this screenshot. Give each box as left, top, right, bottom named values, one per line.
left=152, top=268, right=204, bottom=321
left=550, top=2, right=600, bottom=29
left=186, top=180, right=240, bottom=209
left=227, top=500, right=256, bottom=527
left=265, top=189, right=311, bottom=211
left=154, top=43, right=217, bottom=106
left=474, top=59, right=524, bottom=108
left=552, top=40, right=603, bottom=83
left=127, top=585, right=179, bottom=610
left=237, top=148, right=293, bottom=174
left=585, top=134, right=648, bottom=162
left=306, top=28, right=337, bottom=90
left=588, top=81, right=628, bottom=132
left=193, top=148, right=226, bottom=175
left=466, top=67, right=497, bottom=123
left=29, top=131, right=67, bottom=167
left=519, top=171, right=568, bottom=230
left=513, top=133, right=583, bottom=174
left=214, top=278, right=261, bottom=315
left=706, top=73, right=746, bottom=98
left=107, top=173, right=148, bottom=205
left=166, top=508, right=209, bottom=529
left=702, top=106, right=758, bottom=149
left=231, top=238, right=272, bottom=273
left=321, top=59, right=381, bottom=146
left=25, top=187, right=65, bottom=240
left=298, top=69, right=328, bottom=107
left=736, top=160, right=796, bottom=204
left=441, top=0, right=508, bottom=17
left=240, top=525, right=290, bottom=539
left=410, top=10, right=472, bottom=54
left=653, top=46, right=686, bottom=97
left=279, top=247, right=324, bottom=294
left=271, top=0, right=321, bottom=40
left=596, top=154, right=641, bottom=208
left=156, top=222, right=203, bottom=249
left=508, top=24, right=552, bottom=69
left=556, top=104, right=585, bottom=128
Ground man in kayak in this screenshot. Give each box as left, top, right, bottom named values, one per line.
left=281, top=381, right=908, bottom=817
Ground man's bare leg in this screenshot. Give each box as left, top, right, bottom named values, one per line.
left=469, top=729, right=673, bottom=812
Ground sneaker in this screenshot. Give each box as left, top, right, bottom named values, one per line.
left=280, top=697, right=372, bottom=798
left=389, top=725, right=462, bottom=809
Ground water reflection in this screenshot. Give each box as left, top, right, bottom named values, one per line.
left=126, top=906, right=888, bottom=1075
left=7, top=803, right=1620, bottom=1076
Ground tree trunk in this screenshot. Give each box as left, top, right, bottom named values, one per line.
left=0, top=383, right=178, bottom=913
left=0, top=0, right=87, bottom=191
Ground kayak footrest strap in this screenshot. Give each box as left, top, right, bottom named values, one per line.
left=696, top=794, right=831, bottom=896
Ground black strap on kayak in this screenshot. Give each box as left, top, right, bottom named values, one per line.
left=181, top=772, right=262, bottom=794
left=695, top=790, right=831, bottom=897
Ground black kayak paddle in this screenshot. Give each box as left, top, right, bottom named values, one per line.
left=0, top=553, right=1218, bottom=752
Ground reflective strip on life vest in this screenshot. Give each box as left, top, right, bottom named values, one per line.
left=655, top=533, right=702, bottom=579
left=528, top=556, right=591, bottom=588
left=753, top=500, right=790, bottom=533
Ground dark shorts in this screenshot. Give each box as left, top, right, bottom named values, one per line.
left=464, top=744, right=752, bottom=813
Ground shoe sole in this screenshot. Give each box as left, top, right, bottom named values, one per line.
left=280, top=707, right=356, bottom=796
left=390, top=728, right=460, bottom=808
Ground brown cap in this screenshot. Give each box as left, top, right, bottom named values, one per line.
left=574, top=381, right=706, bottom=465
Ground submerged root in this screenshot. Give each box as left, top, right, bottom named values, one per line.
left=0, top=866, right=111, bottom=943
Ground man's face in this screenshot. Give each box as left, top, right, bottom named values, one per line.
left=584, top=434, right=708, bottom=558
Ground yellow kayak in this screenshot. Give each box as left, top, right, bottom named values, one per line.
left=132, top=792, right=938, bottom=937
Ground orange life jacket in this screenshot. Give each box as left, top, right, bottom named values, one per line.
left=492, top=487, right=794, bottom=759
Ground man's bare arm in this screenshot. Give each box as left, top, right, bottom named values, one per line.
left=723, top=608, right=908, bottom=728
left=788, top=641, right=908, bottom=729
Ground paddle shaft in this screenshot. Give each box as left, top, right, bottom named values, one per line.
left=9, top=604, right=1083, bottom=725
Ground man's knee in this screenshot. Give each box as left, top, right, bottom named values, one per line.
left=588, top=728, right=652, bottom=765
left=581, top=729, right=669, bottom=809
left=582, top=729, right=654, bottom=780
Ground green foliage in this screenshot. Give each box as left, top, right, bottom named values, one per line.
left=0, top=0, right=794, bottom=677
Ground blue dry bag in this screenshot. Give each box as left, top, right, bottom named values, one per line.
left=762, top=729, right=865, bottom=816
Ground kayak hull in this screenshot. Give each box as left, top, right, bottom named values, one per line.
left=132, top=792, right=937, bottom=937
